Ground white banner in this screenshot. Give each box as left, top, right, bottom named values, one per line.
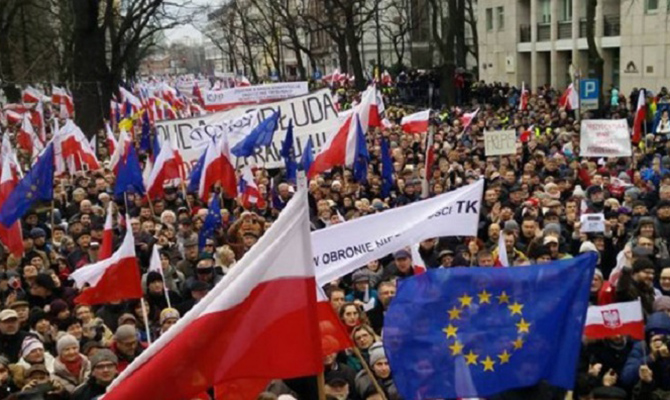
left=484, top=130, right=517, bottom=156
left=580, top=119, right=632, bottom=158
left=203, top=82, right=309, bottom=111
left=155, top=89, right=340, bottom=171
left=313, top=180, right=484, bottom=285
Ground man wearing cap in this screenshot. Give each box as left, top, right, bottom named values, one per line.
left=9, top=301, right=30, bottom=331
left=158, top=308, right=180, bottom=336
left=111, top=325, right=144, bottom=373
left=383, top=249, right=424, bottom=280
left=346, top=270, right=378, bottom=305
left=184, top=254, right=222, bottom=295
left=72, top=349, right=118, bottom=400
left=616, top=258, right=657, bottom=315
left=176, top=237, right=199, bottom=278
left=325, top=368, right=354, bottom=399
left=0, top=309, right=29, bottom=363
left=177, top=280, right=210, bottom=315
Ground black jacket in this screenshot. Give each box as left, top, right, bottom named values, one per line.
left=72, top=377, right=108, bottom=400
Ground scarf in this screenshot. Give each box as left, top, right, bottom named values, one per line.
left=61, top=355, right=83, bottom=380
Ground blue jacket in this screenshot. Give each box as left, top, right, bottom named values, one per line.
left=622, top=312, right=670, bottom=386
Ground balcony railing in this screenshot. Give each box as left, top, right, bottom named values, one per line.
left=520, top=25, right=531, bottom=42
left=537, top=23, right=550, bottom=41
left=579, top=18, right=587, bottom=38
left=604, top=15, right=621, bottom=36
left=558, top=21, right=572, bottom=39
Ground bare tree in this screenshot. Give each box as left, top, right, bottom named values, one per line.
left=428, top=0, right=456, bottom=105
left=71, top=0, right=190, bottom=137
left=585, top=0, right=603, bottom=91
left=464, top=0, right=478, bottom=72
left=380, top=0, right=412, bottom=68
left=0, top=0, right=22, bottom=101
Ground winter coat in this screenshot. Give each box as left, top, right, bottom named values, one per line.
left=622, top=312, right=670, bottom=386
left=72, top=377, right=108, bottom=400
left=52, top=355, right=91, bottom=393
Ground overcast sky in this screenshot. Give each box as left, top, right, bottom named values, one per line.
left=164, top=0, right=214, bottom=44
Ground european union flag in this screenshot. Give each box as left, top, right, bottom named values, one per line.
left=0, top=144, right=54, bottom=227
left=280, top=119, right=297, bottom=184
left=231, top=111, right=280, bottom=157
left=352, top=115, right=369, bottom=184
left=187, top=147, right=207, bottom=193
left=114, top=145, right=145, bottom=197
left=199, top=195, right=221, bottom=249
left=139, top=111, right=151, bottom=153
left=299, top=137, right=314, bottom=174
left=384, top=253, right=596, bottom=399
left=380, top=138, right=393, bottom=197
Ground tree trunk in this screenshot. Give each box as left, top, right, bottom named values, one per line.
left=0, top=33, right=19, bottom=102
left=345, top=15, right=366, bottom=90
left=72, top=0, right=109, bottom=138
left=454, top=0, right=466, bottom=68
left=294, top=47, right=307, bottom=80
left=336, top=36, right=348, bottom=74
left=465, top=0, right=479, bottom=75
left=586, top=0, right=604, bottom=86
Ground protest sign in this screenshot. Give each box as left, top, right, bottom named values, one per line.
left=580, top=213, right=605, bottom=233
left=484, top=130, right=516, bottom=156
left=203, top=82, right=309, bottom=111
left=580, top=119, right=632, bottom=157
left=313, top=180, right=484, bottom=285
left=155, top=89, right=339, bottom=172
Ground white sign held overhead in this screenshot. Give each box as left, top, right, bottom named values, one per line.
left=580, top=213, right=606, bottom=233
left=203, top=82, right=309, bottom=111
left=313, top=180, right=484, bottom=285
left=484, top=130, right=517, bottom=156
left=155, top=89, right=340, bottom=171
left=580, top=119, right=632, bottom=158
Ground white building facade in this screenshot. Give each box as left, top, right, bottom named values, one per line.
left=478, top=0, right=670, bottom=94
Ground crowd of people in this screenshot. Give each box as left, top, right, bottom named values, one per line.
left=0, top=77, right=669, bottom=400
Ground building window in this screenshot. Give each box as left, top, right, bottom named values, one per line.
left=486, top=8, right=493, bottom=31
left=561, top=0, right=572, bottom=21
left=540, top=0, right=551, bottom=23
left=497, top=7, right=505, bottom=30
left=646, top=0, right=659, bottom=12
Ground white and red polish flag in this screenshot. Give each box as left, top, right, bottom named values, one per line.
left=17, top=114, right=44, bottom=156
left=105, top=191, right=323, bottom=400
left=0, top=155, right=23, bottom=258
left=22, top=86, right=44, bottom=104
left=460, top=108, right=479, bottom=131
left=146, top=139, right=184, bottom=199
left=632, top=89, right=646, bottom=145
left=105, top=123, right=118, bottom=156
left=401, top=110, right=430, bottom=134
left=70, top=216, right=143, bottom=305
left=519, top=82, right=529, bottom=111
left=99, top=202, right=114, bottom=261
left=198, top=135, right=237, bottom=202
left=583, top=299, right=645, bottom=341
left=109, top=128, right=132, bottom=172
left=558, top=83, right=579, bottom=111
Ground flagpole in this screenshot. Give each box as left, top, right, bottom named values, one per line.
left=140, top=297, right=152, bottom=345
left=316, top=371, right=327, bottom=400
left=352, top=346, right=388, bottom=400
left=145, top=194, right=155, bottom=217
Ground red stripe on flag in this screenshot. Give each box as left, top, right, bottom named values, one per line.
left=584, top=320, right=645, bottom=341
left=74, top=257, right=142, bottom=305
left=105, top=277, right=322, bottom=400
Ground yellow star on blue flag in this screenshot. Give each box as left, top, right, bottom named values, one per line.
left=382, top=253, right=597, bottom=399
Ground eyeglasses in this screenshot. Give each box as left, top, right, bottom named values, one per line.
left=94, top=362, right=116, bottom=371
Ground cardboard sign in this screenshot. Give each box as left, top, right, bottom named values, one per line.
left=484, top=130, right=517, bottom=156
left=580, top=119, right=632, bottom=158
left=580, top=213, right=605, bottom=233
left=155, top=89, right=339, bottom=172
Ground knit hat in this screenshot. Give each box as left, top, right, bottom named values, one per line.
left=146, top=271, right=163, bottom=285
left=594, top=269, right=603, bottom=281
left=89, top=349, right=118, bottom=368
left=632, top=258, right=655, bottom=274
left=159, top=308, right=180, bottom=325
left=579, top=241, right=598, bottom=254
left=56, top=334, right=79, bottom=356
left=29, top=309, right=48, bottom=329
left=504, top=220, right=519, bottom=232
left=20, top=336, right=44, bottom=359
left=544, top=223, right=561, bottom=236
left=34, top=273, right=55, bottom=291
left=49, top=299, right=69, bottom=316
left=114, top=324, right=137, bottom=342
left=654, top=296, right=670, bottom=312
left=368, top=342, right=386, bottom=366
left=625, top=187, right=641, bottom=200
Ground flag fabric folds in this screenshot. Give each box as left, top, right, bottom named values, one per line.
left=231, top=111, right=280, bottom=157
left=300, top=137, right=314, bottom=174
left=352, top=115, right=369, bottom=184
left=280, top=119, right=297, bottom=183
left=70, top=217, right=143, bottom=305
left=105, top=191, right=322, bottom=400
left=99, top=202, right=114, bottom=261
left=383, top=253, right=596, bottom=399
left=584, top=300, right=645, bottom=341
left=0, top=144, right=54, bottom=227
left=114, top=145, right=145, bottom=196
left=198, top=195, right=221, bottom=250
left=0, top=155, right=23, bottom=257
left=401, top=110, right=430, bottom=134
left=380, top=138, right=394, bottom=198
left=633, top=89, right=646, bottom=145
